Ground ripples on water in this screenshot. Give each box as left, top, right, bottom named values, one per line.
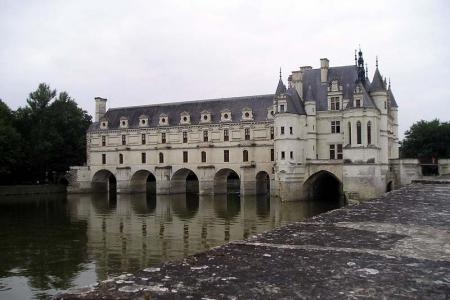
left=0, top=192, right=342, bottom=299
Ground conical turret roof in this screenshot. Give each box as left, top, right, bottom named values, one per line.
left=275, top=78, right=287, bottom=95
left=369, top=68, right=386, bottom=92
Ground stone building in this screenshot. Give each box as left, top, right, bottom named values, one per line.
left=68, top=50, right=400, bottom=201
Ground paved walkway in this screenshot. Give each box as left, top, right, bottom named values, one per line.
left=56, top=183, right=450, bottom=299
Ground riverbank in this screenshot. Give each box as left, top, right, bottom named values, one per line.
left=56, top=182, right=450, bottom=299
left=0, top=185, right=66, bottom=197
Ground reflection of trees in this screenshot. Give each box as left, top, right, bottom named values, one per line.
left=0, top=195, right=88, bottom=294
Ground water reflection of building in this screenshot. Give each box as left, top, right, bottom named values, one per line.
left=67, top=194, right=331, bottom=278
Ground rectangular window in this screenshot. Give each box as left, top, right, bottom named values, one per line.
left=270, top=127, right=274, bottom=139
left=183, top=131, right=188, bottom=143
left=224, top=129, right=229, bottom=141
left=280, top=104, right=285, bottom=112
left=203, top=130, right=208, bottom=142
left=122, top=135, right=126, bottom=145
left=141, top=152, right=146, bottom=163
left=183, top=151, right=188, bottom=163
left=281, top=126, right=285, bottom=135
left=201, top=151, right=206, bottom=163
left=102, top=153, right=106, bottom=165
left=337, top=144, right=343, bottom=159
left=290, top=151, right=293, bottom=159
left=289, top=127, right=293, bottom=135
left=271, top=149, right=274, bottom=161
left=224, top=150, right=229, bottom=162
left=331, top=121, right=341, bottom=133
left=244, top=128, right=250, bottom=140
left=329, top=144, right=336, bottom=159
left=119, top=153, right=124, bottom=164
left=161, top=133, right=166, bottom=144
left=281, top=151, right=285, bottom=160
left=102, top=136, right=106, bottom=146
left=355, top=99, right=361, bottom=108
left=159, top=152, right=164, bottom=163
left=141, top=134, right=146, bottom=145
left=330, top=97, right=340, bottom=110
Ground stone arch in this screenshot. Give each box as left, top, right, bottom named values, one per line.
left=302, top=170, right=345, bottom=204
left=214, top=168, right=240, bottom=194
left=256, top=171, right=270, bottom=194
left=171, top=168, right=199, bottom=194
left=130, top=170, right=156, bottom=194
left=386, top=181, right=393, bottom=192
left=92, top=169, right=117, bottom=193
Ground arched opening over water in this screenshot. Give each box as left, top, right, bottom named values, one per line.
left=386, top=181, right=393, bottom=192
left=130, top=170, right=156, bottom=195
left=214, top=168, right=240, bottom=194
left=171, top=168, right=199, bottom=194
left=302, top=171, right=345, bottom=205
left=92, top=170, right=117, bottom=194
left=256, top=171, right=270, bottom=194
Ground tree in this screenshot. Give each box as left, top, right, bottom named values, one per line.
left=0, top=100, right=22, bottom=184
left=400, top=119, right=450, bottom=159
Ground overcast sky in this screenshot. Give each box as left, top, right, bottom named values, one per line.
left=1, top=0, right=449, bottom=138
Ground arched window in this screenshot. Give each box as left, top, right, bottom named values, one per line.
left=119, top=153, right=124, bottom=164
left=201, top=151, right=206, bottom=163
left=159, top=152, right=164, bottom=163
left=348, top=122, right=352, bottom=145
left=356, top=121, right=362, bottom=144
left=243, top=150, right=249, bottom=162
left=367, top=121, right=372, bottom=145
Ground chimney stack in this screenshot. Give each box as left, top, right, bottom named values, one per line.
left=95, top=97, right=107, bottom=122
left=320, top=58, right=329, bottom=83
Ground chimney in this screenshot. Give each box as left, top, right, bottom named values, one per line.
left=320, top=58, right=329, bottom=83
left=95, top=97, right=107, bottom=122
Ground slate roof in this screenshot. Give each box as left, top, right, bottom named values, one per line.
left=285, top=87, right=306, bottom=114
left=369, top=68, right=386, bottom=92
left=388, top=87, right=398, bottom=108
left=275, top=78, right=287, bottom=95
left=89, top=94, right=274, bottom=131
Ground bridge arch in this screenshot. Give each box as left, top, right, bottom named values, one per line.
left=256, top=171, right=270, bottom=194
left=302, top=170, right=345, bottom=204
left=130, top=169, right=156, bottom=194
left=214, top=168, right=240, bottom=194
left=92, top=169, right=117, bottom=193
left=170, top=168, right=199, bottom=194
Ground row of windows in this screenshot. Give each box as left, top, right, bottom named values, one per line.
left=348, top=121, right=372, bottom=145
left=101, top=149, right=276, bottom=165
left=101, top=127, right=274, bottom=147
left=279, top=126, right=293, bottom=135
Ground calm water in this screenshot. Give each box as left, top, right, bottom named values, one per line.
left=0, top=192, right=342, bottom=299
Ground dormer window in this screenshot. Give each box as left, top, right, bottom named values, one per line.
left=241, top=107, right=253, bottom=120
left=330, top=97, right=341, bottom=110
left=220, top=109, right=232, bottom=122
left=100, top=118, right=108, bottom=129
left=139, top=115, right=149, bottom=127
left=355, top=98, right=362, bottom=108
left=159, top=114, right=168, bottom=126
left=200, top=111, right=211, bottom=123
left=180, top=112, right=191, bottom=125
left=120, top=117, right=128, bottom=128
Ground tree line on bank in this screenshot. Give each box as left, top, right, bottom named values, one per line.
left=0, top=83, right=448, bottom=185
left=0, top=83, right=91, bottom=185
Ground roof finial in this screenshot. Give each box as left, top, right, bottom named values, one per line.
left=279, top=67, right=282, bottom=80
left=376, top=56, right=379, bottom=68
left=365, top=63, right=368, bottom=78
left=389, top=78, right=391, bottom=89
left=354, top=49, right=357, bottom=65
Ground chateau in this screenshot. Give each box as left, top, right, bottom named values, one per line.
left=68, top=50, right=401, bottom=201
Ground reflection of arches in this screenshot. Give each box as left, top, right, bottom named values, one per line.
left=171, top=168, right=199, bottom=194
left=58, top=177, right=69, bottom=186
left=92, top=170, right=116, bottom=194
left=386, top=181, right=393, bottom=192
left=256, top=171, right=270, bottom=194
left=213, top=194, right=241, bottom=220
left=171, top=193, right=199, bottom=220
left=214, top=168, right=240, bottom=194
left=302, top=171, right=345, bottom=204
left=130, top=170, right=156, bottom=194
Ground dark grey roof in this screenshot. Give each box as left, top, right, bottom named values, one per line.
left=305, top=85, right=314, bottom=101
left=275, top=78, right=287, bottom=95
left=345, top=83, right=376, bottom=109
left=369, top=68, right=386, bottom=92
left=89, top=94, right=274, bottom=131
left=285, top=87, right=306, bottom=115
left=388, top=87, right=398, bottom=108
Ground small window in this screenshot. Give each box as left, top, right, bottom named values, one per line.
left=141, top=134, right=146, bottom=145
left=224, top=150, right=229, bottom=162
left=102, top=136, right=106, bottom=146
left=121, top=135, right=126, bottom=145
left=348, top=122, right=352, bottom=144
left=384, top=101, right=387, bottom=109
left=244, top=128, right=250, bottom=140
left=203, top=115, right=208, bottom=121
left=161, top=133, right=166, bottom=144
left=141, top=119, right=146, bottom=125
left=355, top=98, right=361, bottom=108
left=331, top=121, right=341, bottom=133
left=281, top=151, right=285, bottom=160
left=183, top=131, right=188, bottom=143
left=290, top=151, right=293, bottom=159
left=201, top=151, right=206, bottom=163
left=102, top=153, right=106, bottom=165
left=244, top=112, right=249, bottom=118
left=119, top=153, right=124, bottom=164
left=337, top=144, right=343, bottom=159
left=141, top=152, right=146, bottom=164
left=224, top=129, right=229, bottom=141
left=159, top=152, right=164, bottom=163
left=329, top=144, right=336, bottom=159
left=330, top=97, right=340, bottom=110
left=122, top=121, right=126, bottom=126
left=270, top=149, right=274, bottom=161
left=183, top=151, right=188, bottom=163
left=270, top=127, right=274, bottom=139
left=161, top=118, right=166, bottom=123
left=357, top=121, right=362, bottom=144
left=281, top=126, right=285, bottom=135
left=280, top=105, right=285, bottom=112
left=367, top=121, right=372, bottom=145
left=243, top=150, right=248, bottom=162
left=224, top=113, right=229, bottom=119
left=183, top=116, right=188, bottom=122
left=203, top=130, right=208, bottom=142
left=289, top=127, right=293, bottom=135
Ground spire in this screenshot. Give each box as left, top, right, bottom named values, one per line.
left=279, top=67, right=282, bottom=80
left=365, top=63, right=369, bottom=79
left=356, top=48, right=365, bottom=83
left=354, top=49, right=357, bottom=65
left=388, top=79, right=398, bottom=108
left=275, top=69, right=286, bottom=95
left=376, top=56, right=379, bottom=69
left=369, top=67, right=386, bottom=92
